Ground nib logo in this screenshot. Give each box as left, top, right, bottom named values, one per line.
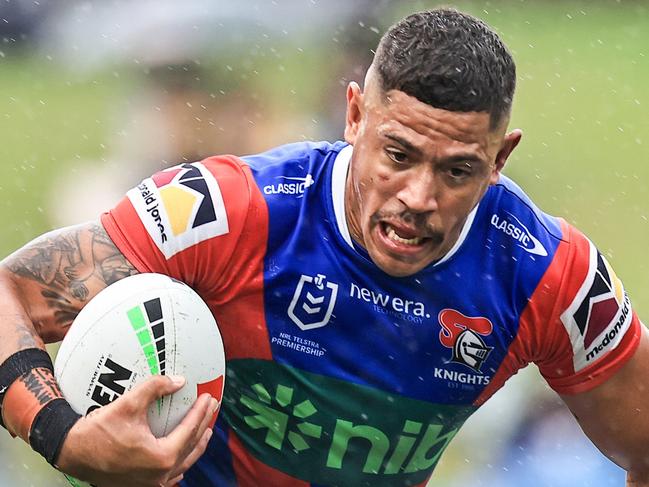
left=226, top=362, right=468, bottom=485
left=241, top=383, right=322, bottom=452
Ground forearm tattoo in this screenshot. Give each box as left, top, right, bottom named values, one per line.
left=2, top=222, right=137, bottom=338
left=23, top=368, right=63, bottom=406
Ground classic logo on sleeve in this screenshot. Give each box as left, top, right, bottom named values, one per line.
left=263, top=174, right=314, bottom=198
left=127, top=162, right=229, bottom=258
left=490, top=211, right=548, bottom=256
left=560, top=242, right=632, bottom=372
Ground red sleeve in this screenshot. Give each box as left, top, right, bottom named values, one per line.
left=100, top=156, right=267, bottom=298
left=536, top=222, right=641, bottom=394
left=475, top=221, right=641, bottom=404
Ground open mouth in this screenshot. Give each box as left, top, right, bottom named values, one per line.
left=380, top=222, right=429, bottom=248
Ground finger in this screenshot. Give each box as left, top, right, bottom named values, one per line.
left=163, top=473, right=184, bottom=486
left=130, top=375, right=186, bottom=408
left=168, top=428, right=213, bottom=481
left=175, top=396, right=217, bottom=463
left=185, top=427, right=213, bottom=467
left=164, top=393, right=215, bottom=452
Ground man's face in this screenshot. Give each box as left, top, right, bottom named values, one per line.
left=344, top=73, right=521, bottom=277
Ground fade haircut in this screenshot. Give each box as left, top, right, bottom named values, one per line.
left=374, top=8, right=516, bottom=129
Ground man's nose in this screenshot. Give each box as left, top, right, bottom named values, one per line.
left=395, top=169, right=438, bottom=214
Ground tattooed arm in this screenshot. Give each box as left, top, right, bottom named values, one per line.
left=0, top=221, right=137, bottom=356
left=0, top=222, right=216, bottom=486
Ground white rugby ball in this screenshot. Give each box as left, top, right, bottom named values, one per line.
left=54, top=273, right=225, bottom=438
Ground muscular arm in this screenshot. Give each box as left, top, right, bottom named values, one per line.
left=0, top=222, right=215, bottom=485
left=561, top=326, right=649, bottom=486
left=0, top=221, right=137, bottom=360
left=0, top=221, right=137, bottom=442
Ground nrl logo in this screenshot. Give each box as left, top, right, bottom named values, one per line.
left=288, top=274, right=338, bottom=331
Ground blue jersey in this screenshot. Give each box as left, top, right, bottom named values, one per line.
left=103, top=141, right=640, bottom=487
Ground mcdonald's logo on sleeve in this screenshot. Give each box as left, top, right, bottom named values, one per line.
left=560, top=241, right=632, bottom=372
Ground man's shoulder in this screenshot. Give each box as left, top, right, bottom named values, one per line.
left=241, top=140, right=347, bottom=171
left=236, top=140, right=346, bottom=207
left=195, top=140, right=346, bottom=207
left=482, top=174, right=564, bottom=258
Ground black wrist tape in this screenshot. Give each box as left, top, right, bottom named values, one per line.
left=0, top=348, right=54, bottom=427
left=29, top=398, right=81, bottom=466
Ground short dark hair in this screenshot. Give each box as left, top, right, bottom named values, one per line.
left=374, top=9, right=516, bottom=129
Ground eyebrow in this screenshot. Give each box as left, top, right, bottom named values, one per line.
left=383, top=134, right=423, bottom=156
left=444, top=154, right=486, bottom=166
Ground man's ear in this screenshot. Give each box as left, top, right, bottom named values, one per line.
left=344, top=82, right=363, bottom=145
left=490, top=129, right=522, bottom=184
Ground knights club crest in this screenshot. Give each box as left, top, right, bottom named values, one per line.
left=288, top=274, right=339, bottom=331
left=438, top=309, right=494, bottom=373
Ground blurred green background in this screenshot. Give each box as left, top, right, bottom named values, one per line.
left=0, top=0, right=647, bottom=485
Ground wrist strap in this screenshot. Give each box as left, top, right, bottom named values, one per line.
left=0, top=348, right=80, bottom=466
left=0, top=348, right=54, bottom=427
left=30, top=398, right=81, bottom=466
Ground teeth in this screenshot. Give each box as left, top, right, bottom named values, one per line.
left=386, top=225, right=423, bottom=246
